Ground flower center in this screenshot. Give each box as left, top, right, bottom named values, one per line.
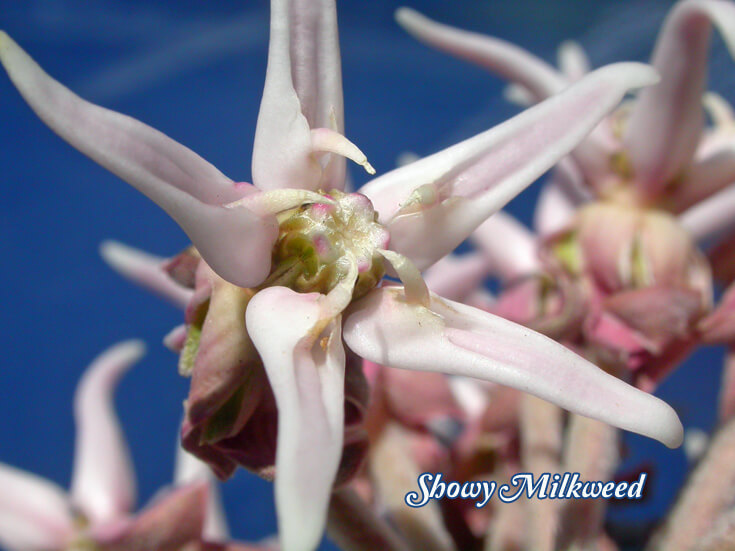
left=261, top=190, right=389, bottom=299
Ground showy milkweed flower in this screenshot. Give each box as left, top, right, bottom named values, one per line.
left=397, top=0, right=735, bottom=384
left=0, top=341, right=268, bottom=551
left=0, top=1, right=683, bottom=549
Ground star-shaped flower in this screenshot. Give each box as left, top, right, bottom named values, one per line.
left=0, top=1, right=684, bottom=549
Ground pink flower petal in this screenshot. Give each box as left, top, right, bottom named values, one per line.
left=361, top=63, right=657, bottom=270
left=395, top=8, right=567, bottom=101
left=624, top=0, right=735, bottom=194
left=0, top=33, right=276, bottom=289
left=70, top=341, right=144, bottom=523
left=343, top=287, right=683, bottom=448
left=669, top=148, right=735, bottom=212
left=421, top=253, right=489, bottom=302
left=679, top=183, right=735, bottom=243
left=100, top=241, right=193, bottom=309
left=0, top=464, right=73, bottom=551
left=470, top=211, right=539, bottom=280
left=557, top=40, right=590, bottom=81
left=246, top=287, right=347, bottom=551
left=94, top=483, right=208, bottom=551
left=534, top=181, right=578, bottom=236
left=252, top=0, right=346, bottom=192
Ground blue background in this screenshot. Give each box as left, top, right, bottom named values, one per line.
left=0, top=1, right=732, bottom=549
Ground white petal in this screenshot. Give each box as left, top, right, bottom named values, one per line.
left=343, top=287, right=683, bottom=448
left=99, top=241, right=193, bottom=309
left=558, top=40, right=590, bottom=81
left=361, top=63, right=656, bottom=270
left=624, top=0, right=735, bottom=192
left=470, top=211, right=539, bottom=280
left=679, top=182, right=735, bottom=242
left=534, top=181, right=578, bottom=236
left=70, top=341, right=144, bottom=523
left=0, top=33, right=277, bottom=289
left=0, top=464, right=73, bottom=551
left=672, top=147, right=735, bottom=212
left=395, top=8, right=567, bottom=101
left=246, top=287, right=346, bottom=551
left=252, top=0, right=346, bottom=192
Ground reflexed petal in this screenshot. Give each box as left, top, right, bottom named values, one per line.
left=361, top=63, right=657, bottom=270
left=395, top=8, right=567, bottom=101
left=174, top=447, right=229, bottom=542
left=100, top=241, right=193, bottom=309
left=94, top=483, right=208, bottom=551
left=252, top=0, right=346, bottom=192
left=470, top=211, right=539, bottom=280
left=624, top=0, right=735, bottom=193
left=246, top=287, right=346, bottom=551
left=669, top=148, right=735, bottom=212
left=421, top=253, right=489, bottom=301
left=534, top=181, right=578, bottom=236
left=343, top=287, right=683, bottom=448
left=552, top=156, right=595, bottom=203
left=679, top=183, right=735, bottom=242
left=0, top=33, right=277, bottom=289
left=558, top=40, right=590, bottom=81
left=71, top=341, right=143, bottom=523
left=0, top=463, right=73, bottom=551
left=163, top=324, right=188, bottom=353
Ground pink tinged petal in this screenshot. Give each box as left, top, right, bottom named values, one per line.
left=421, top=253, right=489, bottom=302
left=343, top=287, right=684, bottom=448
left=368, top=423, right=456, bottom=551
left=557, top=40, right=590, bottom=81
left=94, top=483, right=208, bottom=551
left=470, top=211, right=539, bottom=280
left=679, top=183, right=735, bottom=243
left=670, top=147, right=735, bottom=212
left=624, top=0, right=735, bottom=193
left=503, top=83, right=534, bottom=107
left=552, top=156, right=595, bottom=203
left=174, top=447, right=229, bottom=542
left=361, top=63, right=657, bottom=270
left=395, top=8, right=568, bottom=101
left=252, top=0, right=347, bottom=192
left=100, top=241, right=193, bottom=309
left=163, top=324, right=188, bottom=353
left=0, top=464, right=74, bottom=551
left=70, top=341, right=143, bottom=524
left=246, top=287, right=347, bottom=551
left=534, top=181, right=578, bottom=236
left=0, top=34, right=276, bottom=289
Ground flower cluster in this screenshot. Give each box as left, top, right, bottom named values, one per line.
left=5, top=0, right=735, bottom=550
